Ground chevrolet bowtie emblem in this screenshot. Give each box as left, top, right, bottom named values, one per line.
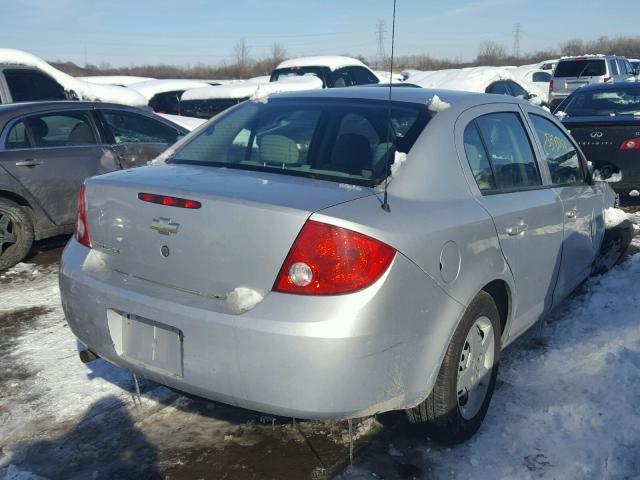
left=150, top=217, right=179, bottom=235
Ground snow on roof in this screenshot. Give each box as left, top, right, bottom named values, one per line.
left=155, top=113, right=206, bottom=131
left=251, top=76, right=323, bottom=100
left=243, top=75, right=271, bottom=85
left=408, top=66, right=517, bottom=93
left=276, top=56, right=367, bottom=71
left=0, top=48, right=147, bottom=106
left=181, top=83, right=259, bottom=101
left=76, top=75, right=154, bottom=86
left=182, top=76, right=323, bottom=102
left=128, top=79, right=212, bottom=100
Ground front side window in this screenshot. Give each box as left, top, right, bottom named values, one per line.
left=330, top=68, right=354, bottom=88
left=529, top=115, right=583, bottom=185
left=4, top=69, right=66, bottom=102
left=475, top=112, right=541, bottom=190
left=463, top=122, right=495, bottom=191
left=6, top=112, right=97, bottom=149
left=608, top=59, right=619, bottom=76
left=170, top=98, right=431, bottom=186
left=102, top=111, right=179, bottom=144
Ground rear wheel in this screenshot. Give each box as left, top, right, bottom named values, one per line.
left=0, top=199, right=34, bottom=271
left=406, top=292, right=501, bottom=444
left=592, top=219, right=633, bottom=275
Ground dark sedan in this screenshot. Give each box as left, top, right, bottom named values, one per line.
left=0, top=101, right=188, bottom=269
left=557, top=82, right=640, bottom=196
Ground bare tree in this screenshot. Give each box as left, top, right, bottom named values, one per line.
left=233, top=39, right=252, bottom=75
left=477, top=41, right=508, bottom=65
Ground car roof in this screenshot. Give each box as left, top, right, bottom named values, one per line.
left=268, top=85, right=530, bottom=112
left=275, top=56, right=367, bottom=71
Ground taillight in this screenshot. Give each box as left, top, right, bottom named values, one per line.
left=138, top=192, right=201, bottom=209
left=604, top=76, right=612, bottom=83
left=620, top=137, right=640, bottom=151
left=274, top=220, right=396, bottom=295
left=75, top=184, right=92, bottom=248
left=549, top=80, right=554, bottom=92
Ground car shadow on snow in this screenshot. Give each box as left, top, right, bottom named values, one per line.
left=1, top=396, right=161, bottom=480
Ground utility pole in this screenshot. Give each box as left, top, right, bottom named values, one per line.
left=376, top=20, right=386, bottom=68
left=512, top=23, right=521, bottom=58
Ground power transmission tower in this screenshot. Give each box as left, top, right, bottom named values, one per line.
left=376, top=20, right=386, bottom=67
left=513, top=23, right=521, bottom=58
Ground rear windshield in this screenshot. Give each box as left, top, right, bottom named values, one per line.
left=180, top=98, right=248, bottom=119
left=271, top=67, right=326, bottom=85
left=561, top=87, right=640, bottom=116
left=169, top=97, right=431, bottom=186
left=554, top=59, right=606, bottom=78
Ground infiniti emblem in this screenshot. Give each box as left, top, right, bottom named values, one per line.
left=150, top=217, right=179, bottom=235
left=590, top=131, right=604, bottom=139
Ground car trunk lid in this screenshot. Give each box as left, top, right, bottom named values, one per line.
left=564, top=116, right=640, bottom=154
left=85, top=164, right=374, bottom=305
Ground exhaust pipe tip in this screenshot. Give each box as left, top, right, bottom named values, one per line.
left=79, top=349, right=100, bottom=364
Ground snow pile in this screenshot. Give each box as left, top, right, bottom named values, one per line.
left=76, top=75, right=154, bottom=86
left=390, top=151, right=407, bottom=176
left=372, top=70, right=403, bottom=83
left=427, top=94, right=451, bottom=113
left=225, top=287, right=264, bottom=312
left=603, top=207, right=629, bottom=228
left=0, top=48, right=147, bottom=106
left=128, top=79, right=211, bottom=100
left=243, top=75, right=271, bottom=85
left=155, top=113, right=205, bottom=131
left=407, top=66, right=529, bottom=96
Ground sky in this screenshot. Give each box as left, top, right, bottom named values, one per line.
left=0, top=0, right=637, bottom=67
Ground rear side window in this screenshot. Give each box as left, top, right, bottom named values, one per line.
left=349, top=67, right=380, bottom=85
left=475, top=112, right=541, bottom=190
left=149, top=91, right=183, bottom=115
left=102, top=111, right=179, bottom=144
left=4, top=69, right=66, bottom=102
left=554, top=59, right=606, bottom=77
left=532, top=71, right=551, bottom=83
left=463, top=123, right=495, bottom=191
left=6, top=112, right=97, bottom=149
left=170, top=98, right=430, bottom=187
left=331, top=69, right=354, bottom=88
left=486, top=82, right=510, bottom=95
left=609, top=59, right=619, bottom=75
left=529, top=114, right=583, bottom=185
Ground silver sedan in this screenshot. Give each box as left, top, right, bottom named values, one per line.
left=60, top=87, right=627, bottom=444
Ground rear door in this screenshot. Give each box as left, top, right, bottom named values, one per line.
left=98, top=109, right=183, bottom=168
left=0, top=109, right=119, bottom=226
left=526, top=111, right=603, bottom=299
left=457, top=105, right=564, bottom=338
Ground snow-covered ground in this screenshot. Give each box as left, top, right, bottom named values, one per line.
left=1, top=211, right=639, bottom=479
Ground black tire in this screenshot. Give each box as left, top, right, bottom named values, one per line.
left=0, top=198, right=34, bottom=271
left=592, top=219, right=633, bottom=276
left=406, top=291, right=501, bottom=444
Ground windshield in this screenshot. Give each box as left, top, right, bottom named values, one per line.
left=554, top=59, right=606, bottom=78
left=169, top=97, right=431, bottom=186
left=180, top=98, right=248, bottom=119
left=561, top=87, right=640, bottom=116
left=271, top=67, right=326, bottom=85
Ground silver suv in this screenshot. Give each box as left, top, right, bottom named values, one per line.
left=549, top=55, right=634, bottom=110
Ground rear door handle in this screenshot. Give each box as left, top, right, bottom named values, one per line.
left=506, top=223, right=528, bottom=236
left=15, top=159, right=43, bottom=167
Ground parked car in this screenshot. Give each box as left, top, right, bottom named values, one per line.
left=537, top=59, right=559, bottom=72
left=485, top=79, right=542, bottom=105
left=630, top=59, right=640, bottom=75
left=557, top=82, right=640, bottom=196
left=0, top=49, right=147, bottom=107
left=0, top=101, right=187, bottom=269
left=60, top=87, right=630, bottom=444
left=128, top=79, right=212, bottom=115
left=549, top=55, right=635, bottom=111
left=270, top=56, right=380, bottom=88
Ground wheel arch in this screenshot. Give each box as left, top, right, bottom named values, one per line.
left=480, top=279, right=511, bottom=342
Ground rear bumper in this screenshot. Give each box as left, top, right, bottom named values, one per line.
left=590, top=150, right=640, bottom=194
left=60, top=239, right=463, bottom=420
